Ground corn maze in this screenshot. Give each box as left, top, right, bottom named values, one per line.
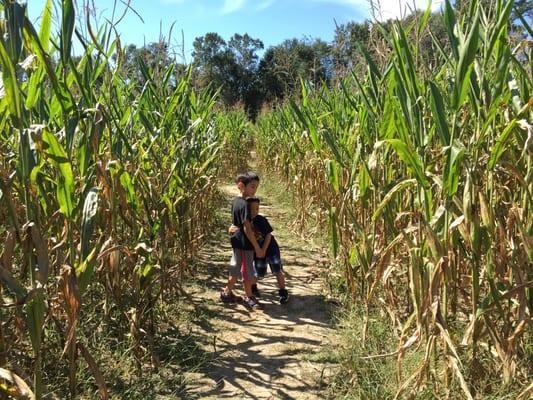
left=0, top=0, right=532, bottom=398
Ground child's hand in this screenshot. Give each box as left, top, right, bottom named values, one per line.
left=228, top=224, right=239, bottom=235
left=255, top=248, right=265, bottom=258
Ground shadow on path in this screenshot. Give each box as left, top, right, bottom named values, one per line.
left=184, top=182, right=337, bottom=400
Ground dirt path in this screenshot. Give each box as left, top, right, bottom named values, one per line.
left=185, top=182, right=336, bottom=399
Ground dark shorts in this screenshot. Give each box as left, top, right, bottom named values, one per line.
left=254, top=255, right=283, bottom=278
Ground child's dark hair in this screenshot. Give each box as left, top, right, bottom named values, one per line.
left=245, top=196, right=260, bottom=204
left=235, top=171, right=260, bottom=185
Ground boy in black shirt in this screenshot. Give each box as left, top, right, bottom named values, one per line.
left=221, top=172, right=265, bottom=310
left=246, top=197, right=289, bottom=304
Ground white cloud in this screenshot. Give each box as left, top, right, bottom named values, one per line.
left=311, top=0, right=444, bottom=21
left=222, top=0, right=246, bottom=14
left=371, top=0, right=444, bottom=21
left=310, top=0, right=369, bottom=8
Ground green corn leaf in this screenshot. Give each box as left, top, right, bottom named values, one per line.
left=120, top=170, right=139, bottom=212
left=328, top=207, right=338, bottom=258
left=42, top=129, right=75, bottom=217
left=491, top=46, right=511, bottom=102
left=372, top=179, right=417, bottom=222
left=325, top=159, right=340, bottom=193
left=488, top=119, right=518, bottom=170
left=25, top=62, right=45, bottom=109
left=23, top=16, right=74, bottom=114
left=454, top=9, right=479, bottom=109
left=39, top=0, right=53, bottom=51
left=80, top=188, right=99, bottom=261
left=322, top=128, right=343, bottom=165
left=76, top=246, right=97, bottom=293
left=429, top=81, right=451, bottom=146
left=26, top=288, right=45, bottom=354
left=0, top=39, right=23, bottom=126
left=162, top=63, right=176, bottom=88
left=395, top=23, right=419, bottom=99
left=418, top=0, right=433, bottom=37
left=359, top=44, right=381, bottom=105
left=301, top=77, right=308, bottom=107
left=290, top=100, right=320, bottom=152
left=67, top=58, right=91, bottom=105
left=444, top=0, right=459, bottom=60
left=358, top=162, right=371, bottom=199
left=350, top=70, right=376, bottom=119
left=381, top=139, right=430, bottom=189
left=455, top=66, right=474, bottom=111
left=444, top=141, right=466, bottom=197
left=4, top=1, right=26, bottom=64
left=60, top=0, right=75, bottom=65
left=92, top=39, right=117, bottom=85
left=391, top=66, right=414, bottom=136
left=139, top=263, right=156, bottom=288
left=485, top=0, right=513, bottom=65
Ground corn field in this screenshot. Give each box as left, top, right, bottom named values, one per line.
left=0, top=0, right=245, bottom=397
left=255, top=0, right=532, bottom=398
left=1, top=0, right=532, bottom=398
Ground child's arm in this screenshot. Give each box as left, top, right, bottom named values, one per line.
left=261, top=233, right=272, bottom=254
left=243, top=220, right=265, bottom=258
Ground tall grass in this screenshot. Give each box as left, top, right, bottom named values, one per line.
left=0, top=1, right=231, bottom=397
left=256, top=0, right=532, bottom=397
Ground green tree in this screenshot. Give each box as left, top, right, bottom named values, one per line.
left=228, top=33, right=264, bottom=119
left=258, top=38, right=331, bottom=102
left=192, top=32, right=264, bottom=117
left=192, top=33, right=237, bottom=104
left=332, top=21, right=371, bottom=78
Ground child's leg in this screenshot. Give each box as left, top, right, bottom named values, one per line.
left=268, top=256, right=285, bottom=289
left=221, top=274, right=241, bottom=303
left=240, top=250, right=256, bottom=298
left=270, top=262, right=288, bottom=304
left=243, top=279, right=253, bottom=298
left=254, top=258, right=267, bottom=279
left=251, top=259, right=258, bottom=285
left=251, top=271, right=260, bottom=297
left=275, top=271, right=286, bottom=289
left=223, top=250, right=240, bottom=294
left=224, top=275, right=238, bottom=293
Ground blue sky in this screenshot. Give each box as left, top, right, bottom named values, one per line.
left=27, top=0, right=443, bottom=62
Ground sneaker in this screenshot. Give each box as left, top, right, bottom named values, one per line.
left=220, top=290, right=242, bottom=303
left=251, top=284, right=261, bottom=298
left=278, top=289, right=289, bottom=304
left=244, top=296, right=263, bottom=310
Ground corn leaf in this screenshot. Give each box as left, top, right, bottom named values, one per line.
left=80, top=188, right=99, bottom=261
left=42, top=129, right=75, bottom=217
left=381, top=139, right=430, bottom=189
left=488, top=119, right=518, bottom=170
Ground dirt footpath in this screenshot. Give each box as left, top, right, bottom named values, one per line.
left=185, top=184, right=336, bottom=399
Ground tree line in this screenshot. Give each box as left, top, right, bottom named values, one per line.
left=119, top=0, right=531, bottom=120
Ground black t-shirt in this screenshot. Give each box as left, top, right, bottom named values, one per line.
left=252, top=215, right=280, bottom=258
left=230, top=197, right=253, bottom=250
